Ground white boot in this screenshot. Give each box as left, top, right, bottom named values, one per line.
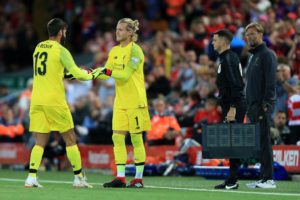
left=73, top=175, right=93, bottom=188
left=24, top=176, right=43, bottom=188
left=256, top=180, right=276, bottom=189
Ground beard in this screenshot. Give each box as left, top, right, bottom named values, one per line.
left=116, top=36, right=124, bottom=43
left=61, top=34, right=66, bottom=46
left=248, top=41, right=257, bottom=48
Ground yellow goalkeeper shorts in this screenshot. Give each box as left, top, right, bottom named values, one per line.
left=113, top=107, right=151, bottom=133
left=29, top=105, right=74, bottom=133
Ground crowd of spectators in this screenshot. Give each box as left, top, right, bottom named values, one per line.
left=1, top=0, right=300, bottom=150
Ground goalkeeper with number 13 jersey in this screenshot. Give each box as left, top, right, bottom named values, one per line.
left=25, top=18, right=102, bottom=189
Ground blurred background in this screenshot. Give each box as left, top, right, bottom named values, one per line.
left=0, top=0, right=300, bottom=173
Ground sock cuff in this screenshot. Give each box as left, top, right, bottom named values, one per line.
left=135, top=162, right=145, bottom=166
left=74, top=169, right=82, bottom=175
left=29, top=169, right=37, bottom=173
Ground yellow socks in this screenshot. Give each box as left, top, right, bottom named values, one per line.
left=112, top=133, right=127, bottom=164
left=112, top=133, right=127, bottom=177
left=66, top=145, right=82, bottom=176
left=112, top=133, right=145, bottom=179
left=130, top=133, right=145, bottom=179
left=28, top=145, right=44, bottom=177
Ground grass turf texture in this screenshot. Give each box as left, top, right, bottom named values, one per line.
left=0, top=169, right=299, bottom=200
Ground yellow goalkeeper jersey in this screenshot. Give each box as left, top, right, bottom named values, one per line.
left=31, top=40, right=92, bottom=107
left=105, top=42, right=148, bottom=109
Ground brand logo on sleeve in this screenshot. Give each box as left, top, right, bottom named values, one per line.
left=131, top=57, right=140, bottom=64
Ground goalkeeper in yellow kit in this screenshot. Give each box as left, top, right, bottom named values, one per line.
left=96, top=18, right=151, bottom=188
left=24, top=18, right=102, bottom=188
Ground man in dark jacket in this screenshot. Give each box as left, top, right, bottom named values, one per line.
left=212, top=29, right=246, bottom=190
left=245, top=22, right=277, bottom=189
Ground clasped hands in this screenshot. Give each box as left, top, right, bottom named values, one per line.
left=90, top=67, right=107, bottom=79
left=64, top=67, right=108, bottom=80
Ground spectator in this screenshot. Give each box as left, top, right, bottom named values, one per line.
left=273, top=63, right=298, bottom=118
left=270, top=111, right=290, bottom=145
left=288, top=31, right=300, bottom=76
left=269, top=20, right=294, bottom=57
left=177, top=90, right=204, bottom=128
left=0, top=103, right=24, bottom=142
left=287, top=84, right=300, bottom=145
left=147, top=97, right=181, bottom=146
left=176, top=60, right=197, bottom=93
left=147, top=66, right=171, bottom=99
left=192, top=98, right=221, bottom=143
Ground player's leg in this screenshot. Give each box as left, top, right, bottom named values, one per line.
left=103, top=131, right=127, bottom=188
left=47, top=106, right=92, bottom=188
left=61, top=129, right=92, bottom=188
left=29, top=133, right=49, bottom=176
left=61, top=130, right=82, bottom=176
left=224, top=102, right=245, bottom=189
left=215, top=103, right=242, bottom=190
left=103, top=109, right=128, bottom=188
left=127, top=108, right=151, bottom=188
left=25, top=133, right=50, bottom=188
left=25, top=105, right=50, bottom=188
left=127, top=132, right=145, bottom=188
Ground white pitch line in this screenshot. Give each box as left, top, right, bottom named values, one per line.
left=145, top=185, right=300, bottom=197
left=0, top=178, right=299, bottom=197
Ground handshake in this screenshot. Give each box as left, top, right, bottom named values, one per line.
left=64, top=67, right=112, bottom=80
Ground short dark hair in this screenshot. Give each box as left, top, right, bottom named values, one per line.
left=47, top=18, right=67, bottom=37
left=214, top=29, right=233, bottom=43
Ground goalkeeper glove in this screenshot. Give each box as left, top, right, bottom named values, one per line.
left=91, top=67, right=112, bottom=79
left=101, top=68, right=112, bottom=76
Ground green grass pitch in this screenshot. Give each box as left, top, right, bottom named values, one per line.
left=0, top=169, right=299, bottom=200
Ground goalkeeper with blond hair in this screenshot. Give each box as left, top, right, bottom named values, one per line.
left=96, top=18, right=151, bottom=188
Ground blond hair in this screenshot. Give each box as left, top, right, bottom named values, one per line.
left=245, top=22, right=264, bottom=34
left=118, top=18, right=139, bottom=42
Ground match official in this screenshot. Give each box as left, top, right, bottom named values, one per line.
left=212, top=29, right=246, bottom=190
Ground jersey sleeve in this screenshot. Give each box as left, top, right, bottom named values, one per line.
left=261, top=50, right=277, bottom=107
left=225, top=52, right=244, bottom=106
left=60, top=47, right=92, bottom=81
left=110, top=65, right=135, bottom=82
left=126, top=44, right=143, bottom=70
